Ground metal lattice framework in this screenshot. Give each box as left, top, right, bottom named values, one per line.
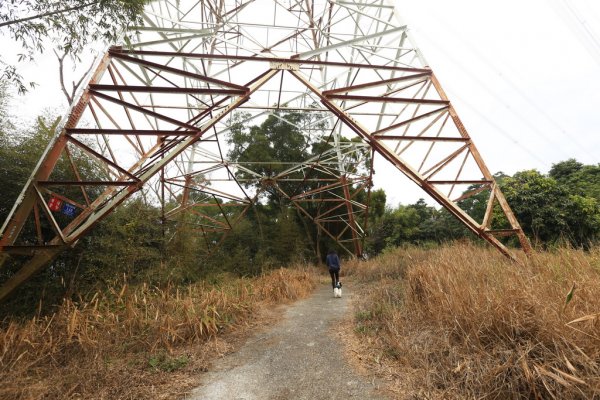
left=0, top=0, right=531, bottom=301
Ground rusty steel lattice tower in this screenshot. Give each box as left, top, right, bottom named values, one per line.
left=0, top=0, right=531, bottom=301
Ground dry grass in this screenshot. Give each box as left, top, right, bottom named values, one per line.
left=0, top=266, right=317, bottom=400
left=346, top=243, right=600, bottom=399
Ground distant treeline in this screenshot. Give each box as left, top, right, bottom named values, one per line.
left=368, top=160, right=600, bottom=254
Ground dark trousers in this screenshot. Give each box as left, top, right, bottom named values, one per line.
left=329, top=269, right=340, bottom=288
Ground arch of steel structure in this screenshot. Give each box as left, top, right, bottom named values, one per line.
left=0, top=0, right=531, bottom=301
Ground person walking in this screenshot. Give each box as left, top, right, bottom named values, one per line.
left=326, top=249, right=341, bottom=290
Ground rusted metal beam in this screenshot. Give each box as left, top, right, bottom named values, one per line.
left=108, top=51, right=249, bottom=91
left=373, top=135, right=468, bottom=142
left=341, top=176, right=362, bottom=256
left=427, top=180, right=493, bottom=185
left=63, top=145, right=91, bottom=207
left=66, top=128, right=199, bottom=135
left=372, top=106, right=449, bottom=135
left=37, top=181, right=136, bottom=186
left=323, top=72, right=432, bottom=95
left=482, top=186, right=497, bottom=229
left=429, top=72, right=532, bottom=254
left=66, top=135, right=141, bottom=182
left=0, top=0, right=533, bottom=303
left=89, top=90, right=201, bottom=131
left=290, top=69, right=518, bottom=260
left=422, top=145, right=470, bottom=179
left=38, top=188, right=87, bottom=210
left=0, top=53, right=112, bottom=253
left=452, top=184, right=491, bottom=203
left=325, top=94, right=450, bottom=105
left=90, top=84, right=246, bottom=95
left=493, top=186, right=533, bottom=254
left=111, top=48, right=433, bottom=73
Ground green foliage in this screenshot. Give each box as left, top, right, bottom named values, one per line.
left=226, top=110, right=371, bottom=262
left=457, top=172, right=509, bottom=222
left=2, top=81, right=598, bottom=315
left=549, top=159, right=600, bottom=200
left=147, top=353, right=189, bottom=372
left=1, top=0, right=148, bottom=54
left=501, top=169, right=600, bottom=247
left=1, top=0, right=149, bottom=93
left=78, top=198, right=164, bottom=285
left=0, top=83, right=13, bottom=131
left=369, top=189, right=387, bottom=223
left=208, top=207, right=311, bottom=276
left=0, top=114, right=62, bottom=222
left=0, top=109, right=323, bottom=312
left=0, top=129, right=23, bottom=222
left=0, top=113, right=106, bottom=241
left=366, top=199, right=467, bottom=255
left=366, top=163, right=600, bottom=254
left=0, top=112, right=163, bottom=311
left=548, top=159, right=584, bottom=182
left=227, top=110, right=327, bottom=204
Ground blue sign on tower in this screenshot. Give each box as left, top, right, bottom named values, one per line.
left=61, top=203, right=77, bottom=217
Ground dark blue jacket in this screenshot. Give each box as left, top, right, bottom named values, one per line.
left=326, top=253, right=340, bottom=271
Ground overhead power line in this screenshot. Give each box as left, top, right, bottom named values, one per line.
left=410, top=27, right=573, bottom=162
left=419, top=4, right=596, bottom=163
left=448, top=91, right=550, bottom=168
left=550, top=0, right=600, bottom=67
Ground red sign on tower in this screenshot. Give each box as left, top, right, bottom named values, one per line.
left=48, top=197, right=63, bottom=212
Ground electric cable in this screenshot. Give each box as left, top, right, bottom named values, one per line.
left=447, top=90, right=551, bottom=169
left=549, top=0, right=600, bottom=67
left=411, top=27, right=573, bottom=162
left=419, top=4, right=596, bottom=163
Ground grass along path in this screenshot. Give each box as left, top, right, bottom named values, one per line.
left=0, top=267, right=318, bottom=399
left=345, top=244, right=600, bottom=399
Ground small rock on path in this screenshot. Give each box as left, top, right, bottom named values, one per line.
left=184, top=283, right=388, bottom=400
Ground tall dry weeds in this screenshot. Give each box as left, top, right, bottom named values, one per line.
left=0, top=266, right=317, bottom=400
left=347, top=243, right=600, bottom=399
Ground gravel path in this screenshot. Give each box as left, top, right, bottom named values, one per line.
left=184, top=283, right=389, bottom=400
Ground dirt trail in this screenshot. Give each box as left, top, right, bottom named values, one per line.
left=184, top=283, right=389, bottom=400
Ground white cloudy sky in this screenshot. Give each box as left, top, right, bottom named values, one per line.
left=2, top=0, right=599, bottom=206
left=378, top=0, right=600, bottom=205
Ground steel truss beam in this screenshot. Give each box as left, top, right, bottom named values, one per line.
left=0, top=0, right=530, bottom=301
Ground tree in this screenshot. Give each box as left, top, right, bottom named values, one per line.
left=456, top=172, right=509, bottom=222
left=226, top=109, right=377, bottom=259
left=550, top=159, right=600, bottom=201
left=501, top=169, right=600, bottom=247
left=0, top=109, right=174, bottom=312
left=365, top=198, right=467, bottom=255
left=228, top=110, right=326, bottom=205
left=77, top=197, right=164, bottom=286
left=366, top=189, right=386, bottom=226
left=0, top=83, right=12, bottom=131
left=0, top=0, right=148, bottom=93
left=549, top=159, right=584, bottom=182
left=0, top=114, right=58, bottom=223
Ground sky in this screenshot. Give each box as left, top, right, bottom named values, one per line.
left=1, top=0, right=599, bottom=207
left=376, top=0, right=600, bottom=205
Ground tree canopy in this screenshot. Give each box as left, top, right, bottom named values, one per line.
left=364, top=161, right=600, bottom=255
left=502, top=167, right=600, bottom=248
